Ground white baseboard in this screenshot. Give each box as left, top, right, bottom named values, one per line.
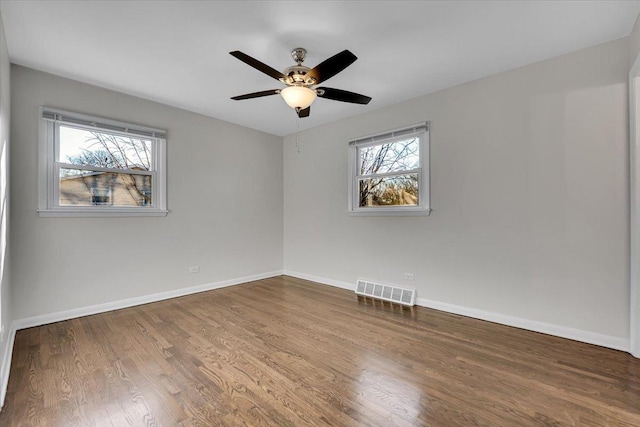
left=0, top=323, right=16, bottom=408
left=12, top=270, right=283, bottom=331
left=415, top=297, right=630, bottom=352
left=283, top=270, right=630, bottom=353
left=283, top=270, right=354, bottom=291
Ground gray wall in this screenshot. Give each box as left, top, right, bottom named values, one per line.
left=631, top=13, right=640, bottom=65
left=10, top=65, right=283, bottom=320
left=0, top=11, right=11, bottom=402
left=284, top=38, right=630, bottom=343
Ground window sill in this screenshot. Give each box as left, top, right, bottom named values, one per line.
left=347, top=208, right=431, bottom=217
left=38, top=208, right=168, bottom=218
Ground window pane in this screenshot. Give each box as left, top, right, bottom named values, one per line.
left=59, top=125, right=152, bottom=170
left=358, top=137, right=419, bottom=175
left=359, top=174, right=419, bottom=207
left=59, top=168, right=152, bottom=207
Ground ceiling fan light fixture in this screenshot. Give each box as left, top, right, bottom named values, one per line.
left=230, top=48, right=370, bottom=118
left=280, top=86, right=317, bottom=110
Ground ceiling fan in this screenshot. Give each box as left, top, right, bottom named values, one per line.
left=229, top=48, right=372, bottom=118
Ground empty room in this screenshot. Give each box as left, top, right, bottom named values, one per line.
left=0, top=0, right=639, bottom=425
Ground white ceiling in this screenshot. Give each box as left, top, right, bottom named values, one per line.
left=1, top=1, right=639, bottom=136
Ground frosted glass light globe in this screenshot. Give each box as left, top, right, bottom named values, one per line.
left=280, top=86, right=317, bottom=109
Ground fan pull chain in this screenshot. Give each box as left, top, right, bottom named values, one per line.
left=296, top=116, right=300, bottom=153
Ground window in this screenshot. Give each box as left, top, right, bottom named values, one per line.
left=348, top=123, right=430, bottom=216
left=38, top=107, right=167, bottom=217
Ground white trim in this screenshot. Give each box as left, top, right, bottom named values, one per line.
left=346, top=208, right=432, bottom=217
left=11, top=270, right=284, bottom=331
left=56, top=162, right=154, bottom=176
left=37, top=208, right=168, bottom=218
left=0, top=323, right=16, bottom=408
left=283, top=270, right=629, bottom=352
left=41, top=107, right=166, bottom=138
left=283, top=270, right=354, bottom=291
left=416, top=297, right=629, bottom=353
left=356, top=167, right=421, bottom=180
left=348, top=122, right=428, bottom=146
left=630, top=52, right=640, bottom=358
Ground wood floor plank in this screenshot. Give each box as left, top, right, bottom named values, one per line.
left=1, top=275, right=639, bottom=426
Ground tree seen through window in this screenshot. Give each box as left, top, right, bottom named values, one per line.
left=59, top=126, right=153, bottom=207
left=358, top=137, right=419, bottom=207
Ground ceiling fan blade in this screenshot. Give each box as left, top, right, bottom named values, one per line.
left=231, top=89, right=280, bottom=100
left=317, top=87, right=372, bottom=104
left=297, top=106, right=310, bottom=118
left=306, top=50, right=357, bottom=84
left=230, top=51, right=285, bottom=81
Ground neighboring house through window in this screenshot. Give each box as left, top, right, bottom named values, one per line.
left=348, top=122, right=430, bottom=215
left=38, top=107, right=167, bottom=217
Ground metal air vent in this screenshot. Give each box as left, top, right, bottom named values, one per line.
left=356, top=279, right=416, bottom=306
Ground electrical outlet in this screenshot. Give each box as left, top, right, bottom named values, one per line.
left=189, top=266, right=200, bottom=274
left=404, top=273, right=415, bottom=281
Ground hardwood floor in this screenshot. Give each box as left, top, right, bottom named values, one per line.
left=0, top=275, right=639, bottom=426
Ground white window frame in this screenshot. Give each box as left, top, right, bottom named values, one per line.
left=38, top=107, right=168, bottom=217
left=348, top=122, right=430, bottom=216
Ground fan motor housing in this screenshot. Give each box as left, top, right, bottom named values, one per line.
left=282, top=65, right=316, bottom=85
